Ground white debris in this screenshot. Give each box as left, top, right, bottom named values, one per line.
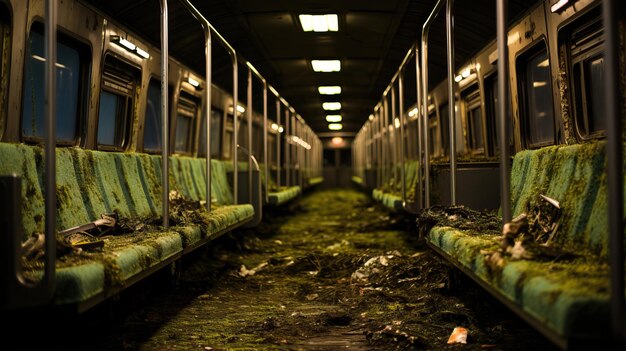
left=238, top=262, right=269, bottom=277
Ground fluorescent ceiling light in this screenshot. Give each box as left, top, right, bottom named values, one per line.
left=299, top=14, right=338, bottom=32
left=323, top=102, right=341, bottom=110
left=408, top=108, right=418, bottom=118
left=328, top=123, right=343, bottom=130
left=331, top=137, right=344, bottom=145
left=311, top=60, right=341, bottom=72
left=394, top=118, right=400, bottom=128
left=237, top=105, right=246, bottom=113
left=278, top=126, right=284, bottom=133
left=318, top=86, right=341, bottom=95
left=113, top=36, right=136, bottom=51
left=533, top=81, right=547, bottom=88
left=368, top=114, right=374, bottom=121
left=454, top=75, right=463, bottom=83
left=271, top=123, right=279, bottom=131
left=326, top=115, right=342, bottom=123
left=551, top=0, right=569, bottom=12
left=461, top=68, right=471, bottom=78
left=188, top=77, right=200, bottom=87
left=135, top=47, right=150, bottom=59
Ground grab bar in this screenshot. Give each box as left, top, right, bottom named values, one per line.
left=446, top=0, right=457, bottom=205
left=603, top=0, right=625, bottom=341
left=421, top=0, right=445, bottom=208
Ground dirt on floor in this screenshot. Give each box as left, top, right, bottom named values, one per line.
left=6, top=188, right=557, bottom=350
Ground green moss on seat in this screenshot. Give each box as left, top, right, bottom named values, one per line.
left=351, top=176, right=364, bottom=185
left=372, top=160, right=419, bottom=209
left=0, top=142, right=255, bottom=307
left=427, top=141, right=625, bottom=341
left=268, top=186, right=301, bottom=205
left=308, top=177, right=323, bottom=186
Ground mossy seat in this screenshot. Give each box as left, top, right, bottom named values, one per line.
left=268, top=186, right=301, bottom=205
left=372, top=161, right=418, bottom=210
left=351, top=176, right=364, bottom=186
left=0, top=143, right=253, bottom=306
left=427, top=142, right=623, bottom=344
left=308, top=176, right=323, bottom=186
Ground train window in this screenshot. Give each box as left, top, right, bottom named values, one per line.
left=0, top=6, right=9, bottom=139
left=198, top=108, right=222, bottom=158
left=485, top=75, right=513, bottom=156
left=428, top=112, right=437, bottom=157
left=97, top=56, right=138, bottom=150
left=439, top=104, right=449, bottom=156
left=22, top=25, right=88, bottom=144
left=174, top=93, right=198, bottom=154
left=223, top=130, right=232, bottom=159
left=268, top=133, right=276, bottom=166
left=143, top=79, right=165, bottom=152
left=463, top=88, right=484, bottom=153
left=518, top=46, right=555, bottom=148
left=570, top=13, right=605, bottom=138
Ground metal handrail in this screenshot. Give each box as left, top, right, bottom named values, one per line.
left=161, top=0, right=169, bottom=227
left=42, top=0, right=57, bottom=298
left=398, top=71, right=406, bottom=207
left=603, top=0, right=625, bottom=341
left=178, top=0, right=212, bottom=213
left=415, top=45, right=423, bottom=209
left=496, top=0, right=511, bottom=224
left=421, top=0, right=445, bottom=208
left=276, top=99, right=281, bottom=188
left=247, top=69, right=253, bottom=204
left=446, top=0, right=457, bottom=205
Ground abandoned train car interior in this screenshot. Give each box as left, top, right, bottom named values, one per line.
left=0, top=0, right=624, bottom=349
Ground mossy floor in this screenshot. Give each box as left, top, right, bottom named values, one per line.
left=6, top=189, right=555, bottom=350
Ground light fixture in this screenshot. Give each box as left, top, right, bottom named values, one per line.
left=318, top=86, right=341, bottom=95
left=550, top=0, right=569, bottom=12
left=112, top=36, right=136, bottom=51
left=533, top=81, right=547, bottom=88
left=454, top=75, right=463, bottom=83
left=368, top=114, right=374, bottom=121
left=461, top=68, right=471, bottom=78
left=331, top=137, right=344, bottom=145
left=229, top=105, right=246, bottom=114
left=326, top=115, right=342, bottom=123
left=278, top=126, right=284, bottom=133
left=408, top=108, right=418, bottom=118
left=111, top=35, right=150, bottom=59
left=311, top=60, right=341, bottom=72
left=299, top=14, right=339, bottom=32
left=328, top=123, right=342, bottom=130
left=323, top=102, right=341, bottom=110
left=188, top=77, right=200, bottom=87
left=271, top=123, right=279, bottom=131
left=394, top=118, right=400, bottom=128
left=135, top=47, right=150, bottom=59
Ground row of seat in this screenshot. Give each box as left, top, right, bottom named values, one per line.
left=426, top=141, right=623, bottom=347
left=1, top=142, right=313, bottom=310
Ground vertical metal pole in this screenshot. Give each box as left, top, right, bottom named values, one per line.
left=285, top=109, right=290, bottom=187
left=43, top=0, right=57, bottom=292
left=415, top=46, right=423, bottom=209
left=391, top=90, right=396, bottom=190
left=604, top=0, right=625, bottom=341
left=497, top=0, right=511, bottom=223
left=232, top=58, right=238, bottom=204
left=160, top=0, right=169, bottom=228
left=205, top=27, right=212, bottom=212
left=446, top=0, right=457, bottom=205
left=421, top=0, right=444, bottom=208
left=263, top=83, right=268, bottom=203
left=277, top=100, right=281, bottom=188
left=399, top=73, right=406, bottom=205
left=179, top=0, right=214, bottom=212
left=247, top=69, right=253, bottom=204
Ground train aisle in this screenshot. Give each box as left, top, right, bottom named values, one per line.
left=85, top=189, right=554, bottom=350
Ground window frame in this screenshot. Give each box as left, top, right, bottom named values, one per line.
left=197, top=107, right=223, bottom=159
left=0, top=5, right=11, bottom=141
left=516, top=41, right=556, bottom=149
left=21, top=22, right=90, bottom=146
left=567, top=8, right=605, bottom=140
left=96, top=54, right=139, bottom=151
left=461, top=85, right=485, bottom=155
left=173, top=92, right=199, bottom=155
